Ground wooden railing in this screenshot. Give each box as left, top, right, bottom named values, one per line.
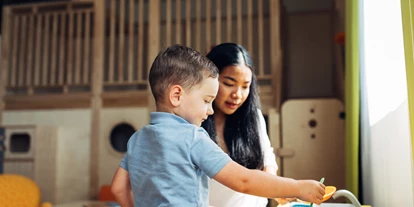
left=0, top=0, right=282, bottom=111
left=2, top=2, right=95, bottom=95
left=159, top=0, right=275, bottom=81
left=104, top=0, right=148, bottom=89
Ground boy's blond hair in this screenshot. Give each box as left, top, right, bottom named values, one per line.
left=149, top=45, right=218, bottom=103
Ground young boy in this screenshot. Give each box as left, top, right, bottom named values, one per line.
left=111, top=45, right=325, bottom=207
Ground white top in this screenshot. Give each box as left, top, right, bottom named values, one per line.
left=208, top=110, right=278, bottom=207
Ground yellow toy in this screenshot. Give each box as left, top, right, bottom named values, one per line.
left=0, top=174, right=51, bottom=207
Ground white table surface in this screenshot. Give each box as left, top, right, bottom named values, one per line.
left=278, top=203, right=355, bottom=207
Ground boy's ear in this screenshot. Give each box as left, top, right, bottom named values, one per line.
left=169, top=85, right=183, bottom=107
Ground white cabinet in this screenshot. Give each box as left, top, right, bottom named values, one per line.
left=2, top=125, right=59, bottom=204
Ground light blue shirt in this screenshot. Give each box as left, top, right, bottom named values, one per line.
left=120, top=112, right=231, bottom=207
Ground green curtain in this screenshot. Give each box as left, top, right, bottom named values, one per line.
left=345, top=0, right=360, bottom=196
left=401, top=0, right=414, bottom=201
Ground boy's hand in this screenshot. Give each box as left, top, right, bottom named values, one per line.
left=297, top=180, right=325, bottom=204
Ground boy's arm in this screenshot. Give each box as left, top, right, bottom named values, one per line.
left=111, top=167, right=134, bottom=207
left=264, top=166, right=277, bottom=175
left=263, top=166, right=295, bottom=205
left=213, top=161, right=325, bottom=204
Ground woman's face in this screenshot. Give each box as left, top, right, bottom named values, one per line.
left=214, top=64, right=252, bottom=115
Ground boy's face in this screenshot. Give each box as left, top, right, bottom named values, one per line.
left=178, top=77, right=219, bottom=126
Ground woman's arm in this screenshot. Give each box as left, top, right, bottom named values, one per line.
left=111, top=167, right=134, bottom=207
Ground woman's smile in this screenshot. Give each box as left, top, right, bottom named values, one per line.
left=225, top=101, right=240, bottom=109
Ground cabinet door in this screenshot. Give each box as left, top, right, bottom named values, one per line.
left=280, top=99, right=345, bottom=190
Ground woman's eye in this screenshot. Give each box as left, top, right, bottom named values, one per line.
left=242, top=86, right=249, bottom=89
left=223, top=82, right=233, bottom=86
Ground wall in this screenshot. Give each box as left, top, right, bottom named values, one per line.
left=281, top=0, right=337, bottom=99
left=284, top=12, right=334, bottom=99
left=98, top=107, right=149, bottom=188
left=2, top=109, right=91, bottom=204
left=2, top=107, right=151, bottom=203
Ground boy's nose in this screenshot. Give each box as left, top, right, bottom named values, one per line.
left=207, top=106, right=214, bottom=115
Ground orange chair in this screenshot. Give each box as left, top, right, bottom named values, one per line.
left=99, top=185, right=117, bottom=202
left=0, top=174, right=52, bottom=207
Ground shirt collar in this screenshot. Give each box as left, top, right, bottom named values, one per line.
left=150, top=112, right=190, bottom=125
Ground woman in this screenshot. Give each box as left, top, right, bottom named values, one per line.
left=202, top=43, right=280, bottom=207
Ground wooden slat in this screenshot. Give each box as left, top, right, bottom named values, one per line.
left=75, top=12, right=83, bottom=84
left=58, top=13, right=67, bottom=85
left=237, top=0, right=242, bottom=44
left=128, top=0, right=134, bottom=83
left=83, top=11, right=91, bottom=84
left=175, top=0, right=181, bottom=44
left=166, top=0, right=171, bottom=46
left=26, top=15, right=35, bottom=87
left=258, top=0, right=264, bottom=76
left=50, top=13, right=59, bottom=86
left=10, top=16, right=19, bottom=87
left=67, top=11, right=74, bottom=85
left=185, top=0, right=191, bottom=46
left=205, top=0, right=211, bottom=52
left=147, top=0, right=160, bottom=112
left=270, top=0, right=283, bottom=112
left=226, top=0, right=231, bottom=42
left=0, top=7, right=12, bottom=125
left=42, top=13, right=50, bottom=86
left=216, top=0, right=221, bottom=44
left=137, top=0, right=144, bottom=81
left=90, top=0, right=105, bottom=198
left=34, top=14, right=42, bottom=86
left=195, top=0, right=201, bottom=51
left=118, top=0, right=125, bottom=82
left=108, top=0, right=115, bottom=83
left=18, top=15, right=27, bottom=87
left=247, top=0, right=253, bottom=53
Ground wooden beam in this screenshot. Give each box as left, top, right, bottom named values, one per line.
left=6, top=1, right=92, bottom=10
left=185, top=0, right=191, bottom=46
left=102, top=91, right=148, bottom=108
left=0, top=6, right=12, bottom=125
left=270, top=0, right=282, bottom=113
left=89, top=0, right=105, bottom=199
left=4, top=91, right=149, bottom=110
left=4, top=93, right=91, bottom=110
left=147, top=0, right=160, bottom=112
left=268, top=2, right=282, bottom=205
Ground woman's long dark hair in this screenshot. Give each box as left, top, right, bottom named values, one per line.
left=202, top=43, right=263, bottom=170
